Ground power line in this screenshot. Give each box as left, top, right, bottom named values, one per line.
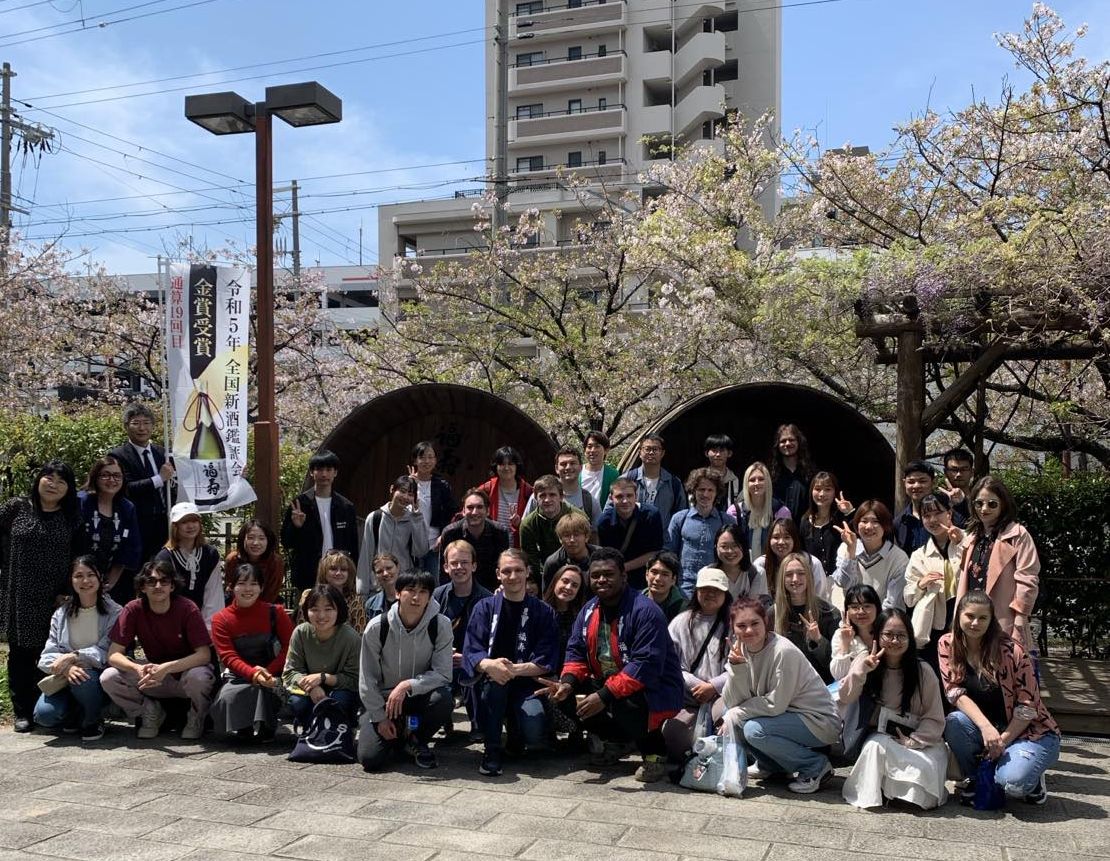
left=0, top=0, right=224, bottom=49
left=23, top=26, right=490, bottom=102
left=18, top=38, right=486, bottom=110
left=24, top=158, right=488, bottom=208
left=3, top=0, right=181, bottom=38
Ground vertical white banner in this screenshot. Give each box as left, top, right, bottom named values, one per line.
left=166, top=263, right=256, bottom=512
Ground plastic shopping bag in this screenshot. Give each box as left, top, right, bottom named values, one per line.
left=717, top=716, right=747, bottom=798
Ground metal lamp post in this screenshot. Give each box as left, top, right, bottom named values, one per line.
left=185, top=82, right=342, bottom=531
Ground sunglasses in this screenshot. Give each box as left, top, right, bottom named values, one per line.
left=974, top=499, right=1001, bottom=510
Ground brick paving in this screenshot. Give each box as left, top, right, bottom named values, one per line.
left=0, top=725, right=1106, bottom=861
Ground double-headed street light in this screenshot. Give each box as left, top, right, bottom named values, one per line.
left=185, top=82, right=342, bottom=531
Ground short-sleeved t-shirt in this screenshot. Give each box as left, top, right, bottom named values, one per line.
left=110, top=597, right=212, bottom=663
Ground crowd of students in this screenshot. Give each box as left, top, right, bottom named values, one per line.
left=0, top=403, right=1059, bottom=812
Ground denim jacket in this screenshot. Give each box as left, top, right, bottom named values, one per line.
left=37, top=598, right=124, bottom=672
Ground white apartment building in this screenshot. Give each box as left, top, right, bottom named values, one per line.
left=378, top=0, right=781, bottom=264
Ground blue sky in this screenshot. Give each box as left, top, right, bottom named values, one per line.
left=3, top=0, right=1107, bottom=274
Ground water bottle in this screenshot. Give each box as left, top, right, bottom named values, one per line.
left=407, top=715, right=420, bottom=734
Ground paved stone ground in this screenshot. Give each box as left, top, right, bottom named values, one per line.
left=0, top=723, right=1106, bottom=861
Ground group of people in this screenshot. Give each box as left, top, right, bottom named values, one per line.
left=0, top=406, right=1058, bottom=812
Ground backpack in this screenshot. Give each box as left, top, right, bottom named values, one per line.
left=287, top=696, right=356, bottom=764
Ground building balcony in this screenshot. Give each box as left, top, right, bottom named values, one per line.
left=637, top=104, right=672, bottom=136
left=637, top=49, right=672, bottom=84
left=509, top=104, right=626, bottom=146
left=511, top=51, right=626, bottom=94
left=674, top=3, right=725, bottom=36
left=675, top=83, right=725, bottom=136
left=510, top=0, right=625, bottom=42
left=674, top=31, right=726, bottom=87
left=509, top=157, right=626, bottom=182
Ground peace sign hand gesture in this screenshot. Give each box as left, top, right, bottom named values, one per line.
left=837, top=617, right=855, bottom=650
left=290, top=498, right=306, bottom=528
left=862, top=640, right=885, bottom=672
left=835, top=492, right=854, bottom=515
left=728, top=637, right=747, bottom=665
left=802, top=611, right=821, bottom=644
left=835, top=522, right=857, bottom=558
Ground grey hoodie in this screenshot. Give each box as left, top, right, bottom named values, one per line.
left=355, top=504, right=430, bottom=596
left=359, top=597, right=453, bottom=723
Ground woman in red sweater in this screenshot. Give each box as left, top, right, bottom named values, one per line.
left=210, top=563, right=294, bottom=740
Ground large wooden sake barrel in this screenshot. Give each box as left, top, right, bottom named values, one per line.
left=617, top=382, right=895, bottom=510
left=319, top=384, right=557, bottom=517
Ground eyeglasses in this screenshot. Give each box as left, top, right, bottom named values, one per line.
left=846, top=603, right=874, bottom=611
left=146, top=577, right=172, bottom=587
left=640, top=446, right=662, bottom=454
left=880, top=631, right=909, bottom=644
left=127, top=419, right=153, bottom=428
left=974, top=499, right=1001, bottom=510
left=99, top=473, right=124, bottom=481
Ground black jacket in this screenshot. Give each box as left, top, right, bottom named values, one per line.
left=109, top=441, right=172, bottom=564
left=280, top=490, right=360, bottom=591
left=422, top=475, right=459, bottom=532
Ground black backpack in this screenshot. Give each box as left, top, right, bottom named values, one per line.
left=287, top=696, right=356, bottom=764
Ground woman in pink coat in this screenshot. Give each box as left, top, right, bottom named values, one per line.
left=956, top=476, right=1040, bottom=652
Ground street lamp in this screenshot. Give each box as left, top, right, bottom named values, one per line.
left=185, top=81, right=342, bottom=532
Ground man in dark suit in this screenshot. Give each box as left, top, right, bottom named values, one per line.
left=109, top=402, right=174, bottom=567
left=281, top=449, right=360, bottom=592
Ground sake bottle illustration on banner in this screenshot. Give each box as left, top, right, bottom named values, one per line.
left=184, top=383, right=230, bottom=506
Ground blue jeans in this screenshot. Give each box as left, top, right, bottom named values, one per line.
left=289, top=688, right=359, bottom=731
left=477, top=678, right=549, bottom=754
left=738, top=711, right=830, bottom=779
left=33, top=671, right=105, bottom=729
left=944, top=710, right=1060, bottom=797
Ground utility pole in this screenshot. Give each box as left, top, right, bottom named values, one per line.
left=1, top=63, right=55, bottom=268
left=290, top=178, right=301, bottom=278
left=1, top=63, right=14, bottom=244
left=492, top=0, right=509, bottom=240
left=273, top=180, right=301, bottom=278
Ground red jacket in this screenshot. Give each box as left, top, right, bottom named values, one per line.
left=477, top=476, right=533, bottom=548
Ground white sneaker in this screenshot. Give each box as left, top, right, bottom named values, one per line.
left=181, top=709, right=204, bottom=740
left=747, top=761, right=774, bottom=779
left=136, top=699, right=165, bottom=739
left=788, top=763, right=833, bottom=794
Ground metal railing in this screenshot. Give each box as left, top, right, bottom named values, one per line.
left=511, top=0, right=624, bottom=17
left=514, top=49, right=625, bottom=67
left=515, top=103, right=626, bottom=120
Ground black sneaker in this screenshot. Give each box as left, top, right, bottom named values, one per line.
left=81, top=722, right=105, bottom=742
left=414, top=743, right=437, bottom=769
left=13, top=718, right=33, bottom=733
left=1024, top=774, right=1048, bottom=805
left=956, top=778, right=976, bottom=806
left=479, top=753, right=503, bottom=777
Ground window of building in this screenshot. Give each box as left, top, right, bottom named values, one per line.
left=567, top=46, right=583, bottom=61
left=517, top=156, right=544, bottom=172
left=597, top=44, right=607, bottom=57
left=517, top=103, right=544, bottom=119
left=567, top=151, right=583, bottom=167
left=597, top=150, right=607, bottom=165
left=516, top=2, right=543, bottom=14
left=567, top=99, right=583, bottom=114
left=598, top=97, right=607, bottom=111
left=516, top=51, right=544, bottom=67
left=568, top=0, right=582, bottom=6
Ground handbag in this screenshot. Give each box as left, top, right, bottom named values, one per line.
left=287, top=696, right=356, bottom=764
left=973, top=755, right=1006, bottom=810
left=37, top=673, right=69, bottom=696
left=679, top=707, right=747, bottom=798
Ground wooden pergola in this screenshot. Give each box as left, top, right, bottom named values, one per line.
left=854, top=292, right=1106, bottom=508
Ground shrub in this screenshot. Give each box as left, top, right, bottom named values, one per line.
left=1002, top=464, right=1110, bottom=658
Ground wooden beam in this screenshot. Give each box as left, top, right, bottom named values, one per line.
left=921, top=337, right=1010, bottom=433
left=874, top=343, right=1105, bottom=365
left=894, top=328, right=926, bottom=511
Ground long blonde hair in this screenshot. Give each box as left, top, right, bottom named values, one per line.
left=742, top=461, right=774, bottom=529
left=773, top=552, right=818, bottom=635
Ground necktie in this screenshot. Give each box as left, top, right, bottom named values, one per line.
left=142, top=449, right=156, bottom=478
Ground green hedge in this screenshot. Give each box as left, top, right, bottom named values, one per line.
left=1004, top=465, right=1110, bottom=659
left=0, top=409, right=313, bottom=513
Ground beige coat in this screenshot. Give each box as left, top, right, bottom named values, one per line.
left=956, top=522, right=1040, bottom=650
